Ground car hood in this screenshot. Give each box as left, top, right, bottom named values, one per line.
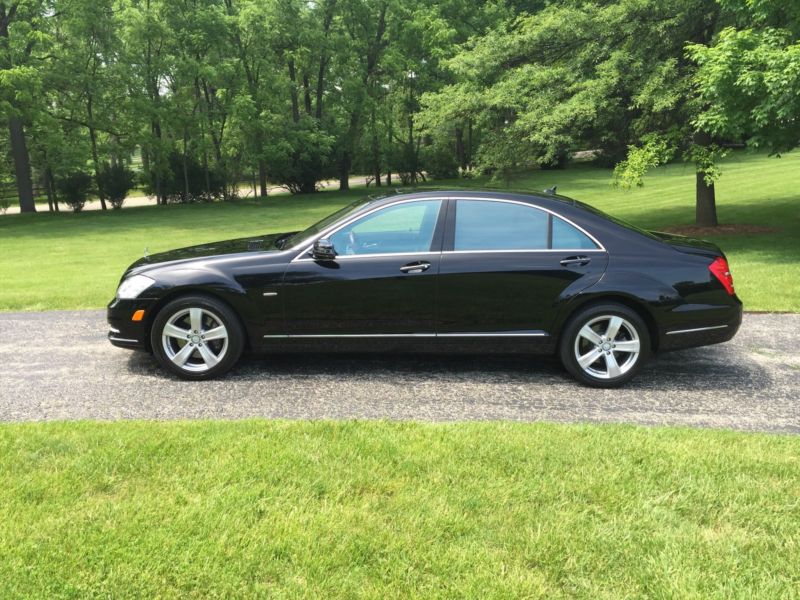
left=649, top=230, right=723, bottom=258
left=124, top=232, right=292, bottom=277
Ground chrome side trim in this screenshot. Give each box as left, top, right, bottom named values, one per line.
left=439, top=332, right=548, bottom=337
left=263, top=332, right=548, bottom=339
left=109, top=335, right=138, bottom=343
left=262, top=292, right=279, bottom=297
left=263, top=333, right=436, bottom=339
left=666, top=325, right=729, bottom=335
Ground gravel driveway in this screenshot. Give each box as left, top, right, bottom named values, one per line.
left=0, top=311, right=797, bottom=432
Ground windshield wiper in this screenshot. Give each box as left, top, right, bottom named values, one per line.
left=274, top=232, right=295, bottom=249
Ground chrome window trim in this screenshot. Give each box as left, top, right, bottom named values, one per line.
left=666, top=324, right=729, bottom=335
left=290, top=195, right=606, bottom=262
left=291, top=197, right=447, bottom=262
left=264, top=331, right=548, bottom=339
left=295, top=251, right=440, bottom=263
left=442, top=249, right=607, bottom=255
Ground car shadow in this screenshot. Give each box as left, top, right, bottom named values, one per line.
left=126, top=344, right=770, bottom=393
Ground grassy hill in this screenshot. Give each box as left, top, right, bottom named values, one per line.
left=1, top=150, right=797, bottom=311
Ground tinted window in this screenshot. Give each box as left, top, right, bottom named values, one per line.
left=454, top=200, right=548, bottom=251
left=283, top=196, right=373, bottom=248
left=552, top=216, right=598, bottom=249
left=329, top=200, right=441, bottom=255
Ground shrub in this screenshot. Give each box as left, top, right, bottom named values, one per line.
left=422, top=144, right=459, bottom=180
left=57, top=172, right=93, bottom=212
left=98, top=164, right=136, bottom=209
left=147, top=153, right=225, bottom=203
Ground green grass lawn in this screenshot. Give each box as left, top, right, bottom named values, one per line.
left=1, top=420, right=798, bottom=598
left=0, top=150, right=798, bottom=311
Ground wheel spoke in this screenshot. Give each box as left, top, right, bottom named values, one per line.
left=202, top=326, right=227, bottom=341
left=171, top=343, right=195, bottom=367
left=578, top=347, right=603, bottom=369
left=614, top=340, right=640, bottom=353
left=605, top=316, right=623, bottom=340
left=604, top=352, right=622, bottom=378
left=197, top=344, right=220, bottom=368
left=189, top=308, right=203, bottom=332
left=579, top=325, right=602, bottom=345
left=163, top=323, right=190, bottom=339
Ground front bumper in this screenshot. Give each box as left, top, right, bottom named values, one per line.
left=107, top=297, right=157, bottom=351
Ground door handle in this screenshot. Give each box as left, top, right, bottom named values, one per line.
left=560, top=256, right=591, bottom=267
left=400, top=261, right=431, bottom=274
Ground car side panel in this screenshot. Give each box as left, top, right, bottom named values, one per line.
left=552, top=249, right=742, bottom=352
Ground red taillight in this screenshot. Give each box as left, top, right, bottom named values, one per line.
left=709, top=257, right=735, bottom=295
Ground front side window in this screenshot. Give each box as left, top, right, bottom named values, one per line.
left=329, top=200, right=442, bottom=256
left=454, top=200, right=549, bottom=251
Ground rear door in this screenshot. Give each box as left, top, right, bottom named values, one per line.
left=436, top=198, right=608, bottom=337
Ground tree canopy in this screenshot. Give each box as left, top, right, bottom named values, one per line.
left=0, top=0, right=797, bottom=225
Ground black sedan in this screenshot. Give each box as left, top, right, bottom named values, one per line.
left=108, top=190, right=742, bottom=387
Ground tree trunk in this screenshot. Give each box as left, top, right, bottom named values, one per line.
left=696, top=173, right=717, bottom=227
left=182, top=127, right=190, bottom=202
left=258, top=159, right=268, bottom=198
left=455, top=125, right=466, bottom=172
left=151, top=120, right=164, bottom=204
left=8, top=116, right=36, bottom=213
left=44, top=171, right=54, bottom=212
left=386, top=171, right=391, bottom=186
left=46, top=166, right=58, bottom=211
left=694, top=131, right=718, bottom=227
left=339, top=152, right=350, bottom=191
left=467, top=119, right=473, bottom=170
left=86, top=91, right=107, bottom=211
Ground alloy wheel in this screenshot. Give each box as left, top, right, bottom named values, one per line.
left=161, top=307, right=229, bottom=373
left=573, top=315, right=641, bottom=380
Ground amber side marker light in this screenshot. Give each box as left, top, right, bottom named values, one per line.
left=131, top=309, right=146, bottom=322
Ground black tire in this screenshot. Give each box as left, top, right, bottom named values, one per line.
left=559, top=302, right=650, bottom=388
left=151, top=294, right=245, bottom=380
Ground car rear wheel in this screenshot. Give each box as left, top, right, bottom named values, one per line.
left=559, top=303, right=650, bottom=388
left=151, top=294, right=244, bottom=380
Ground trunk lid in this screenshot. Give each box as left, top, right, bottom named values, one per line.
left=649, top=230, right=723, bottom=259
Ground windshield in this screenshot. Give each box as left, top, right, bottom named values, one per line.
left=280, top=196, right=375, bottom=249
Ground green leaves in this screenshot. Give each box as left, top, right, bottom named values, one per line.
left=689, top=24, right=800, bottom=154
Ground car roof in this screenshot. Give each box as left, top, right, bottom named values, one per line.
left=363, top=188, right=579, bottom=211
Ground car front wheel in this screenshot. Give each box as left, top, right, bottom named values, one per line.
left=151, top=294, right=245, bottom=380
left=559, top=303, right=650, bottom=388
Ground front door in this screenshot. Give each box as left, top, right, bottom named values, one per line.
left=282, top=199, right=445, bottom=336
left=436, top=198, right=608, bottom=337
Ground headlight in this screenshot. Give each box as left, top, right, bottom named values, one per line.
left=116, top=275, right=155, bottom=299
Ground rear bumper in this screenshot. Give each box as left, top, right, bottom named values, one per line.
left=658, top=300, right=742, bottom=352
left=107, top=297, right=156, bottom=351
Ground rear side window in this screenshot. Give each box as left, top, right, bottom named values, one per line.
left=454, top=200, right=549, bottom=251
left=552, top=216, right=598, bottom=249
